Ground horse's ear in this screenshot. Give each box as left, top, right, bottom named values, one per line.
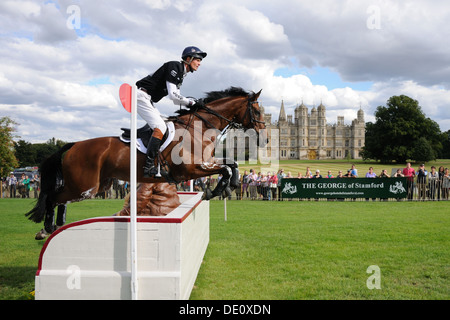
left=253, top=89, right=262, bottom=100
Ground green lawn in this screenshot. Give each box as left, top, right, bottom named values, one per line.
left=0, top=198, right=448, bottom=300
left=193, top=201, right=449, bottom=300
left=0, top=199, right=124, bottom=300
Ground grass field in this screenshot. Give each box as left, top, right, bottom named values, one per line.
left=1, top=197, right=448, bottom=300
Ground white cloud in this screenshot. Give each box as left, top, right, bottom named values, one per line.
left=1, top=0, right=449, bottom=145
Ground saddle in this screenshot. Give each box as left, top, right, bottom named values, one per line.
left=120, top=122, right=175, bottom=154
left=119, top=122, right=178, bottom=184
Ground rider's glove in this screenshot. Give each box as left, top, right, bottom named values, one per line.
left=187, top=98, right=197, bottom=107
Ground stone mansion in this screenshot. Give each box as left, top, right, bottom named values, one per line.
left=260, top=101, right=366, bottom=160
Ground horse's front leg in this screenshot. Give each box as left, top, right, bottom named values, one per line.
left=194, top=160, right=234, bottom=200
left=216, top=158, right=239, bottom=190
left=211, top=165, right=233, bottom=199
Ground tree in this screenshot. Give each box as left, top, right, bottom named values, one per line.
left=412, top=137, right=436, bottom=163
left=14, top=140, right=36, bottom=167
left=361, top=95, right=442, bottom=163
left=442, top=130, right=450, bottom=159
left=14, top=137, right=68, bottom=167
left=0, top=117, right=19, bottom=177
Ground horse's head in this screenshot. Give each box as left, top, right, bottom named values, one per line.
left=233, top=89, right=267, bottom=146
left=243, top=89, right=266, bottom=133
left=172, top=87, right=267, bottom=142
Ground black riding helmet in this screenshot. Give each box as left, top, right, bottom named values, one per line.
left=182, top=46, right=207, bottom=61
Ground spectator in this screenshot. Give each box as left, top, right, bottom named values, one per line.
left=31, top=174, right=40, bottom=198
left=350, top=164, right=358, bottom=177
left=312, top=170, right=322, bottom=178
left=403, top=162, right=416, bottom=200
left=8, top=173, right=17, bottom=198
left=260, top=173, right=268, bottom=200
left=248, top=169, right=258, bottom=200
left=393, top=169, right=404, bottom=177
left=344, top=169, right=356, bottom=178
left=378, top=169, right=390, bottom=178
left=378, top=169, right=390, bottom=201
left=417, top=164, right=427, bottom=201
left=325, top=170, right=334, bottom=178
left=365, top=167, right=376, bottom=178
left=438, top=166, right=445, bottom=200
left=365, top=167, right=377, bottom=201
left=305, top=167, right=312, bottom=178
left=241, top=170, right=249, bottom=198
left=277, top=169, right=286, bottom=201
left=428, top=166, right=439, bottom=200
left=269, top=172, right=278, bottom=201
left=118, top=180, right=126, bottom=198
left=256, top=172, right=262, bottom=199
left=20, top=173, right=30, bottom=198
left=442, top=168, right=449, bottom=200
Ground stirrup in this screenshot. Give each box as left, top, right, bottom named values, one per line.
left=143, top=164, right=162, bottom=178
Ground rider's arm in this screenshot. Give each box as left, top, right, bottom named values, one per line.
left=166, top=81, right=195, bottom=106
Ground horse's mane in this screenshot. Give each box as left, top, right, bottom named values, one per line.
left=170, top=87, right=252, bottom=118
left=203, top=87, right=250, bottom=104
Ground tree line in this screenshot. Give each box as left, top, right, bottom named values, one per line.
left=13, top=137, right=69, bottom=168
left=0, top=116, right=69, bottom=176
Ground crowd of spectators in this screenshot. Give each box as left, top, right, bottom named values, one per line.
left=226, top=163, right=450, bottom=201
left=3, top=163, right=449, bottom=201
left=2, top=172, right=40, bottom=199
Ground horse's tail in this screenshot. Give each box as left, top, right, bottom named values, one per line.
left=26, top=143, right=75, bottom=223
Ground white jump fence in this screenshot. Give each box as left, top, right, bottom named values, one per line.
left=35, top=192, right=209, bottom=300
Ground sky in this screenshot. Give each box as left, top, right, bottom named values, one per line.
left=1, top=0, right=450, bottom=144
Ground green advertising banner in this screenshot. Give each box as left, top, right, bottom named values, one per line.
left=281, top=177, right=408, bottom=199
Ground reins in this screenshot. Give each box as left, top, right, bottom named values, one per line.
left=176, top=96, right=262, bottom=132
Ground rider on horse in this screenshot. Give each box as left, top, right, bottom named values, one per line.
left=136, top=46, right=207, bottom=177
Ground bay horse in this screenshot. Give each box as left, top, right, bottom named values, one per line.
left=26, top=87, right=265, bottom=238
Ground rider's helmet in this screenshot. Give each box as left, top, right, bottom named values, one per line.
left=182, top=46, right=207, bottom=61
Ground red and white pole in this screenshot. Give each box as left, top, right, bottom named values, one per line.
left=119, top=83, right=138, bottom=300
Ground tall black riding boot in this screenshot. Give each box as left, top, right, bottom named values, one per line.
left=143, top=135, right=162, bottom=178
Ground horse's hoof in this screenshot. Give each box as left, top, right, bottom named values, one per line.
left=202, top=188, right=213, bottom=200
left=35, top=229, right=49, bottom=241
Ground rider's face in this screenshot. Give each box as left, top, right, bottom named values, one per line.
left=188, top=58, right=202, bottom=72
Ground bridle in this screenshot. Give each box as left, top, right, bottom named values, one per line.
left=187, top=96, right=265, bottom=132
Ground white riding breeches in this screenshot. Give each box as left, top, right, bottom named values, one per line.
left=136, top=88, right=167, bottom=135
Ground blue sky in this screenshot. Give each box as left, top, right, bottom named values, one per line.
left=274, top=65, right=373, bottom=91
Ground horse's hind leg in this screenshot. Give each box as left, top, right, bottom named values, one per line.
left=34, top=205, right=56, bottom=240
left=55, top=205, right=67, bottom=229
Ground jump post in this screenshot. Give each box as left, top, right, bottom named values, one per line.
left=34, top=192, right=209, bottom=300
